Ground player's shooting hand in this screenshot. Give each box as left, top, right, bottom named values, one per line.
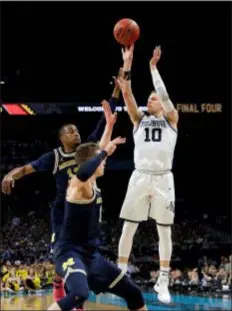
left=1, top=175, right=15, bottom=195
left=105, top=136, right=126, bottom=156
left=101, top=100, right=117, bottom=127
left=150, top=46, right=162, bottom=69
left=121, top=44, right=134, bottom=63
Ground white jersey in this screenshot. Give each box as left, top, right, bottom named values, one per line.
left=133, top=113, right=177, bottom=172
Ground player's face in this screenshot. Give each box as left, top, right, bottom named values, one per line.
left=9, top=267, right=16, bottom=277
left=61, top=125, right=81, bottom=147
left=147, top=92, right=163, bottom=114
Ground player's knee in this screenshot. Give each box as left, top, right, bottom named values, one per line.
left=65, top=272, right=89, bottom=303
left=122, top=221, right=139, bottom=239
left=58, top=291, right=88, bottom=310
left=72, top=286, right=89, bottom=301
left=119, top=277, right=145, bottom=310
left=157, top=224, right=172, bottom=241
left=126, top=282, right=145, bottom=310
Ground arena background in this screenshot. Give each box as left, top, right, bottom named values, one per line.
left=1, top=1, right=231, bottom=310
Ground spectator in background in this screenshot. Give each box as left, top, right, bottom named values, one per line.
left=225, top=255, right=231, bottom=273
left=148, top=271, right=159, bottom=286
left=170, top=269, right=183, bottom=287
left=12, top=217, right=20, bottom=227
left=219, top=256, right=228, bottom=268
left=188, top=269, right=199, bottom=287
left=216, top=267, right=229, bottom=287
left=3, top=267, right=24, bottom=293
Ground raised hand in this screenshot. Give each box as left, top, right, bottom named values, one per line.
left=150, top=46, right=162, bottom=69
left=116, top=75, right=125, bottom=92
left=112, top=67, right=124, bottom=91
left=104, top=136, right=126, bottom=156
left=121, top=44, right=134, bottom=63
left=101, top=100, right=117, bottom=127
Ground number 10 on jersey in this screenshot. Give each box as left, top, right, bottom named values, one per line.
left=144, top=128, right=162, bottom=142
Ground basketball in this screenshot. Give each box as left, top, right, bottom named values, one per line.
left=113, top=18, right=140, bottom=46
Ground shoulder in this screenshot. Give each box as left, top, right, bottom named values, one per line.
left=163, top=116, right=178, bottom=133
left=133, top=112, right=149, bottom=129
left=30, top=150, right=56, bottom=172
left=164, top=109, right=179, bottom=128
left=40, top=150, right=56, bottom=159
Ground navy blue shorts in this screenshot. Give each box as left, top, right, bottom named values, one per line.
left=50, top=223, right=62, bottom=254
left=55, top=249, right=124, bottom=294
left=50, top=202, right=65, bottom=253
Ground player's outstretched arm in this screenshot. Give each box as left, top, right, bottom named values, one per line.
left=98, top=100, right=117, bottom=150
left=76, top=137, right=126, bottom=183
left=118, top=45, right=142, bottom=126
left=1, top=165, right=35, bottom=194
left=86, top=68, right=122, bottom=143
left=1, top=152, right=55, bottom=195
left=150, top=46, right=179, bottom=126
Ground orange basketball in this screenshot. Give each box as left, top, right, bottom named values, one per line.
left=113, top=18, right=140, bottom=46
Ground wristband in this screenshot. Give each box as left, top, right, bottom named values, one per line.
left=123, top=71, right=131, bottom=81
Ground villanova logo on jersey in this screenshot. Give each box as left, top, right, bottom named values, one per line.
left=140, top=119, right=167, bottom=129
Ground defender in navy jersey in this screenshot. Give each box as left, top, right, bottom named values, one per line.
left=48, top=140, right=147, bottom=311
left=1, top=101, right=117, bottom=242
left=117, top=46, right=179, bottom=304
left=1, top=71, right=122, bottom=303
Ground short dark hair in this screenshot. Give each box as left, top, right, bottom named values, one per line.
left=58, top=124, right=75, bottom=139
left=75, top=142, right=99, bottom=165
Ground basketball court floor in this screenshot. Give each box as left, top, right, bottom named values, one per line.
left=1, top=290, right=231, bottom=310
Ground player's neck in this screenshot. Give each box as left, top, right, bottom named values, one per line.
left=152, top=111, right=163, bottom=118
left=90, top=176, right=97, bottom=184
left=62, top=145, right=75, bottom=153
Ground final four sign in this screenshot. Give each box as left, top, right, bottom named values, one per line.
left=176, top=103, right=222, bottom=113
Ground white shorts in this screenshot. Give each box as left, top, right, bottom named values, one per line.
left=119, top=170, right=175, bottom=224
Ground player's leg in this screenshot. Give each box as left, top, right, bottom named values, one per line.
left=50, top=224, right=66, bottom=302
left=108, top=275, right=147, bottom=310
left=149, top=173, right=175, bottom=304
left=118, top=221, right=139, bottom=272
left=48, top=252, right=89, bottom=310
left=89, top=253, right=147, bottom=310
left=51, top=228, right=85, bottom=310
left=118, top=170, right=150, bottom=272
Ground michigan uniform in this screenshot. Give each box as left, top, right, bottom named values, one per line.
left=120, top=113, right=177, bottom=224
left=53, top=185, right=144, bottom=310
left=54, top=186, right=125, bottom=295
left=31, top=147, right=78, bottom=251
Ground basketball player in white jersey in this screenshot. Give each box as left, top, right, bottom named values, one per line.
left=117, top=45, right=179, bottom=304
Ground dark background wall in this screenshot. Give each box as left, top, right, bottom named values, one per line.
left=1, top=1, right=231, bottom=103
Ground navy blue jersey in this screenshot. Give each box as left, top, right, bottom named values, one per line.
left=54, top=187, right=102, bottom=257
left=31, top=147, right=78, bottom=227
